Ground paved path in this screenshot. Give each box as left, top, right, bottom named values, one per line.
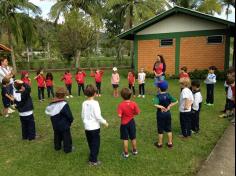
left=197, top=124, right=235, bottom=176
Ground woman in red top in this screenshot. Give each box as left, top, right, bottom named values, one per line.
left=61, top=70, right=73, bottom=98
left=90, top=68, right=104, bottom=97
left=46, top=72, right=54, bottom=98
left=127, top=70, right=136, bottom=97
left=75, top=68, right=86, bottom=96
left=34, top=69, right=46, bottom=101
left=153, top=55, right=166, bottom=86
left=21, top=71, right=31, bottom=86
left=179, top=66, right=190, bottom=79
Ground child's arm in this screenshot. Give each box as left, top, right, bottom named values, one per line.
left=5, top=93, right=14, bottom=102
left=153, top=97, right=167, bottom=112
left=166, top=95, right=178, bottom=111
left=34, top=74, right=39, bottom=80
left=94, top=102, right=108, bottom=127
left=184, top=98, right=193, bottom=110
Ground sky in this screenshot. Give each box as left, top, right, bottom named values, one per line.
left=29, top=0, right=235, bottom=22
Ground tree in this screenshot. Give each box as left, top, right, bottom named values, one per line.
left=221, top=0, right=235, bottom=19
left=58, top=10, right=96, bottom=68
left=0, top=0, right=41, bottom=71
left=106, top=0, right=166, bottom=68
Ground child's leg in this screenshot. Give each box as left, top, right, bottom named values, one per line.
left=54, top=130, right=62, bottom=150
left=191, top=111, right=196, bottom=131
left=142, top=84, right=145, bottom=95
left=132, top=86, right=136, bottom=96
left=167, top=132, right=173, bottom=144
left=196, top=111, right=200, bottom=132
left=27, top=114, right=36, bottom=140
left=98, top=83, right=101, bottom=95
left=38, top=87, right=41, bottom=100
left=210, top=84, right=214, bottom=104
left=63, top=129, right=72, bottom=153
left=158, top=134, right=163, bottom=145
left=47, top=87, right=50, bottom=98
left=180, top=113, right=187, bottom=137
left=81, top=84, right=85, bottom=94
left=69, top=85, right=72, bottom=95
left=206, top=84, right=210, bottom=103
left=139, top=84, right=142, bottom=95
left=41, top=87, right=45, bottom=100
left=51, top=86, right=55, bottom=98
left=78, top=84, right=81, bottom=96
left=3, top=108, right=8, bottom=116
left=85, top=129, right=100, bottom=162
left=131, top=139, right=137, bottom=151
left=123, top=140, right=129, bottom=154
left=186, top=112, right=192, bottom=136
left=20, top=116, right=28, bottom=140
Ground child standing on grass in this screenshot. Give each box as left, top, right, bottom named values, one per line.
left=46, top=72, right=54, bottom=98
left=117, top=88, right=140, bottom=158
left=81, top=84, right=109, bottom=166
left=90, top=68, right=104, bottom=97
left=21, top=71, right=31, bottom=86
left=45, top=87, right=74, bottom=153
left=204, top=66, right=217, bottom=106
left=61, top=70, right=73, bottom=98
left=34, top=69, right=46, bottom=102
left=1, top=78, right=14, bottom=117
left=179, top=66, right=189, bottom=79
left=153, top=81, right=178, bottom=148
left=75, top=68, right=86, bottom=96
left=111, top=67, right=120, bottom=97
left=191, top=80, right=202, bottom=134
left=128, top=70, right=136, bottom=97
left=179, top=78, right=194, bottom=138
left=138, top=68, right=146, bottom=98
left=13, top=80, right=36, bottom=141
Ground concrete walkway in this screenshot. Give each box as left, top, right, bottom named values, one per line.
left=197, top=124, right=235, bottom=176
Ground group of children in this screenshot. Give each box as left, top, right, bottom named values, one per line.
left=1, top=62, right=235, bottom=166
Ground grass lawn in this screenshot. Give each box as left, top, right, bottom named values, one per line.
left=0, top=70, right=229, bottom=176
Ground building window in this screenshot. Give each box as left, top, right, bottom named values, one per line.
left=207, top=35, right=223, bottom=44
left=160, top=39, right=173, bottom=46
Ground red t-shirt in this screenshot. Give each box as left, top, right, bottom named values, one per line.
left=22, top=77, right=31, bottom=86
left=154, top=63, right=163, bottom=74
left=117, top=101, right=140, bottom=125
left=36, top=75, right=45, bottom=87
left=231, top=85, right=235, bottom=102
left=91, top=71, right=104, bottom=83
left=75, top=72, right=86, bottom=84
left=179, top=72, right=189, bottom=79
left=46, top=79, right=53, bottom=87
left=128, top=73, right=135, bottom=85
left=62, top=73, right=72, bottom=85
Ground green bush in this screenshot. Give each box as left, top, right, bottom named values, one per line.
left=189, top=69, right=226, bottom=80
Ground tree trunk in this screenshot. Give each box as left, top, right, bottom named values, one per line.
left=226, top=4, right=230, bottom=20
left=7, top=30, right=17, bottom=72
left=47, top=42, right=51, bottom=60
left=75, top=49, right=81, bottom=69
left=130, top=3, right=134, bottom=69
left=27, top=46, right=30, bottom=62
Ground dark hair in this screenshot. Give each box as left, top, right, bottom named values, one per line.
left=2, top=77, right=10, bottom=85
left=159, top=87, right=168, bottom=92
left=129, top=70, right=135, bottom=76
left=65, top=70, right=70, bottom=74
left=226, top=76, right=235, bottom=85
left=191, top=80, right=201, bottom=88
left=46, top=72, right=53, bottom=80
left=36, top=69, right=43, bottom=75
left=0, top=57, right=7, bottom=65
left=227, top=67, right=235, bottom=74
left=76, top=68, right=82, bottom=74
left=209, top=66, right=217, bottom=71
left=55, top=87, right=67, bottom=99
left=181, top=66, right=188, bottom=72
left=158, top=55, right=166, bottom=66
left=121, top=88, right=132, bottom=100
left=84, top=84, right=97, bottom=97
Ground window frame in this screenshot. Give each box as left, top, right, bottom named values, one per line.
left=160, top=38, right=174, bottom=47
left=207, top=35, right=224, bottom=44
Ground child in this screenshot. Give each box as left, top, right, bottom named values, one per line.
left=191, top=80, right=202, bottom=133
left=117, top=88, right=140, bottom=158
left=179, top=66, right=189, bottom=79
left=75, top=68, right=86, bottom=96
left=46, top=72, right=54, bottom=98
left=21, top=71, right=31, bottom=86
left=219, top=76, right=235, bottom=119
left=179, top=78, right=194, bottom=138
left=61, top=70, right=73, bottom=98
left=138, top=68, right=146, bottom=98
left=153, top=81, right=178, bottom=148
left=34, top=69, right=46, bottom=101
left=90, top=68, right=104, bottom=97
left=128, top=70, right=136, bottom=97
left=1, top=78, right=14, bottom=117
left=13, top=80, right=36, bottom=140
left=81, top=84, right=108, bottom=166
left=111, top=67, right=120, bottom=97
left=204, top=66, right=217, bottom=106
left=45, top=87, right=74, bottom=153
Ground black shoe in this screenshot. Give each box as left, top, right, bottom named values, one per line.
left=154, top=142, right=163, bottom=148
left=166, top=143, right=173, bottom=148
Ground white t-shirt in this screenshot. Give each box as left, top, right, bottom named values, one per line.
left=0, top=66, right=14, bottom=84
left=138, top=72, right=146, bottom=84
left=179, top=88, right=194, bottom=112
left=192, top=92, right=203, bottom=111
left=81, top=99, right=107, bottom=131
left=227, top=86, right=233, bottom=99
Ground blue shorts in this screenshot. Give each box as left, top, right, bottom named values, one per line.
left=120, top=119, right=136, bottom=140
left=2, top=98, right=10, bottom=108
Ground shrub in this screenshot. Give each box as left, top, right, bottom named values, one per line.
left=189, top=69, right=225, bottom=80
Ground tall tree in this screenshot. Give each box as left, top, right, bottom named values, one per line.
left=221, top=0, right=235, bottom=19
left=107, top=0, right=166, bottom=68
left=0, top=0, right=41, bottom=71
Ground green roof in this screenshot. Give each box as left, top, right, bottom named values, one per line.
left=118, top=6, right=235, bottom=40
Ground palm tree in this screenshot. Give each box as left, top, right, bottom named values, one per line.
left=107, top=0, right=166, bottom=68
left=0, top=0, right=41, bottom=71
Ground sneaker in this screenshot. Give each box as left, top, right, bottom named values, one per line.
left=154, top=142, right=163, bottom=148
left=132, top=149, right=138, bottom=155
left=70, top=95, right=73, bottom=98
left=166, top=143, right=173, bottom=148
left=219, top=114, right=227, bottom=118
left=138, top=95, right=141, bottom=98
left=142, top=95, right=145, bottom=98
left=4, top=114, right=9, bottom=118
left=89, top=161, right=101, bottom=166
left=122, top=152, right=129, bottom=158
left=8, top=108, right=15, bottom=114
left=66, top=96, right=69, bottom=99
